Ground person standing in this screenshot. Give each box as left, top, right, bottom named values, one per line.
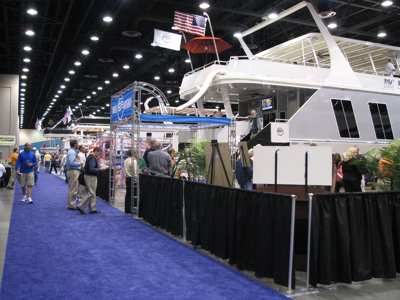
left=77, top=147, right=101, bottom=214
left=49, top=152, right=59, bottom=174
left=66, top=140, right=81, bottom=210
left=342, top=147, right=365, bottom=193
left=44, top=152, right=52, bottom=173
left=124, top=150, right=138, bottom=213
left=385, top=59, right=396, bottom=77
left=235, top=150, right=254, bottom=190
left=6, top=148, right=19, bottom=189
left=0, top=162, right=6, bottom=188
left=147, top=141, right=172, bottom=176
left=16, top=143, right=37, bottom=203
left=77, top=145, right=87, bottom=168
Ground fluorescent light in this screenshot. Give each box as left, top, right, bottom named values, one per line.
left=23, top=46, right=32, bottom=52
left=328, top=22, right=338, bottom=29
left=102, top=15, right=113, bottom=23
left=268, top=12, right=279, bottom=19
left=199, top=2, right=210, bottom=10
left=377, top=31, right=387, bottom=38
left=25, top=29, right=35, bottom=36
left=74, top=61, right=82, bottom=66
left=104, top=80, right=110, bottom=84
left=168, top=68, right=175, bottom=73
left=112, top=72, right=119, bottom=78
left=123, top=64, right=130, bottom=70
left=381, top=1, right=393, bottom=7
left=64, top=77, right=70, bottom=82
left=81, top=49, right=90, bottom=56
left=90, top=35, right=99, bottom=41
left=154, top=75, right=160, bottom=81
left=26, top=8, right=38, bottom=16
left=135, top=53, right=143, bottom=60
left=23, top=58, right=31, bottom=63
left=22, top=68, right=29, bottom=73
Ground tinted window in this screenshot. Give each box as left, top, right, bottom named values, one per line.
left=369, top=103, right=393, bottom=140
left=331, top=99, right=359, bottom=138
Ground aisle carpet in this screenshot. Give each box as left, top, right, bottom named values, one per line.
left=0, top=173, right=288, bottom=300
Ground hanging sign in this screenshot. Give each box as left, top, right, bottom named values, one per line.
left=111, top=89, right=135, bottom=123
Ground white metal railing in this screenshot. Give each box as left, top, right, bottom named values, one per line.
left=183, top=60, right=228, bottom=77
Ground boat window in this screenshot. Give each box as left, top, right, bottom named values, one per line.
left=369, top=103, right=393, bottom=140
left=331, top=99, right=360, bottom=138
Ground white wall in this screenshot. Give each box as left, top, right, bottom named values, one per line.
left=19, top=129, right=46, bottom=145
left=0, top=74, right=19, bottom=159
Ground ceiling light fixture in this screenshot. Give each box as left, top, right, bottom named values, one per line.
left=377, top=31, right=387, bottom=38
left=21, top=88, right=26, bottom=92
left=106, top=103, right=110, bottom=107
left=68, top=70, right=75, bottom=75
left=81, top=49, right=90, bottom=56
left=135, top=53, right=143, bottom=60
left=154, top=75, right=160, bottom=81
left=57, top=90, right=63, bottom=94
left=92, top=91, right=97, bottom=95
left=90, top=35, right=100, bottom=42
left=268, top=12, right=279, bottom=19
left=26, top=8, right=38, bottom=16
left=199, top=2, right=210, bottom=10
left=23, top=45, right=32, bottom=52
left=167, top=90, right=172, bottom=94
left=64, top=77, right=70, bottom=82
left=97, top=86, right=103, bottom=90
left=381, top=1, right=393, bottom=7
left=112, top=72, right=119, bottom=78
left=25, top=29, right=35, bottom=37
left=55, top=95, right=59, bottom=98
left=104, top=80, right=110, bottom=84
left=168, top=68, right=175, bottom=73
left=102, top=15, right=113, bottom=23
left=22, top=68, right=29, bottom=73
left=21, top=75, right=27, bottom=79
left=86, top=96, right=91, bottom=99
left=60, top=85, right=66, bottom=89
left=21, top=83, right=27, bottom=87
left=327, top=22, right=338, bottom=29
left=83, top=99, right=87, bottom=103
left=74, top=61, right=82, bottom=66
left=23, top=58, right=31, bottom=63
left=123, top=64, right=130, bottom=70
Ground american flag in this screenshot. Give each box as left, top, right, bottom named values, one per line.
left=173, top=11, right=207, bottom=36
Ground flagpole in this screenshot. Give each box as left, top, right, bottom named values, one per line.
left=203, top=12, right=220, bottom=64
left=181, top=32, right=194, bottom=71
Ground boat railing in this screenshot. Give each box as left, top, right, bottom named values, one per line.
left=183, top=60, right=229, bottom=77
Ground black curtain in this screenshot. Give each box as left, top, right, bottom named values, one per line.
left=96, top=169, right=110, bottom=201
left=139, top=174, right=183, bottom=236
left=310, top=192, right=400, bottom=286
left=184, top=181, right=294, bottom=287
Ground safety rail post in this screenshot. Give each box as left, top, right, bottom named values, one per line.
left=274, top=149, right=279, bottom=192
left=306, top=193, right=314, bottom=290
left=288, top=194, right=297, bottom=293
left=182, top=180, right=187, bottom=242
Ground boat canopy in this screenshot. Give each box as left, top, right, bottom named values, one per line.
left=255, top=33, right=400, bottom=76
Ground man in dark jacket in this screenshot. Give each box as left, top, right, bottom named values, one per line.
left=77, top=147, right=101, bottom=214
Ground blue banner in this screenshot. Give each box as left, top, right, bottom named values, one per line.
left=111, top=89, right=135, bottom=123
left=140, top=114, right=232, bottom=125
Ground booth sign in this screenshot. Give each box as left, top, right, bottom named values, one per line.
left=111, top=89, right=135, bottom=123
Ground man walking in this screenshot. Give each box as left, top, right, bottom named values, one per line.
left=16, top=143, right=37, bottom=203
left=7, top=148, right=19, bottom=189
left=77, top=147, right=101, bottom=214
left=66, top=140, right=81, bottom=210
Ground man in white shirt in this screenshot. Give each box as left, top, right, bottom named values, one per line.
left=385, top=59, right=396, bottom=77
left=0, top=162, right=6, bottom=188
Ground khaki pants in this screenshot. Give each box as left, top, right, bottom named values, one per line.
left=79, top=175, right=97, bottom=212
left=67, top=170, right=80, bottom=208
left=7, top=166, right=16, bottom=188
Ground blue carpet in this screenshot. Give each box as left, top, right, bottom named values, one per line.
left=0, top=173, right=289, bottom=300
